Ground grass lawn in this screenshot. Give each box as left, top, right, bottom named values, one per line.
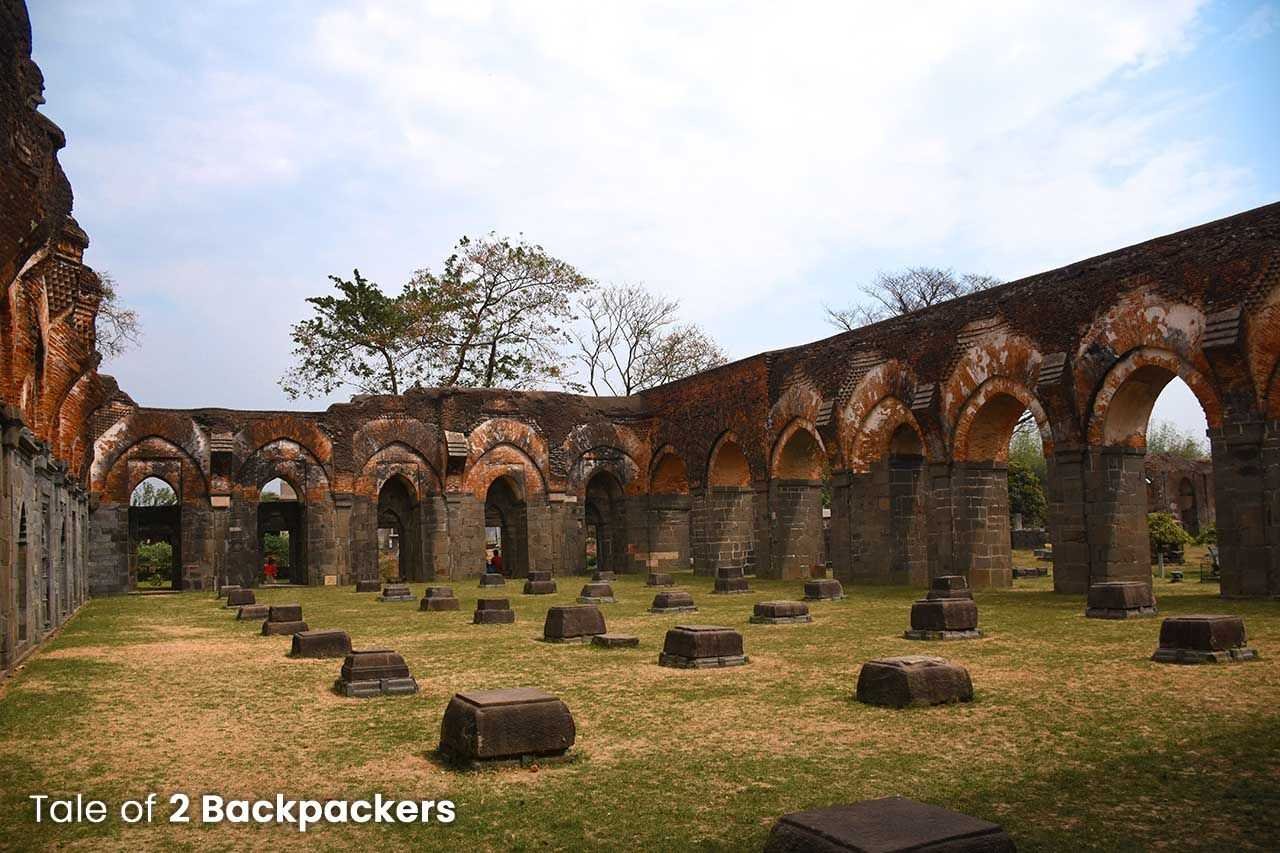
left=1, top=567, right=1276, bottom=852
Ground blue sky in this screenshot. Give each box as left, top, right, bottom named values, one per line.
left=29, top=1, right=1280, bottom=437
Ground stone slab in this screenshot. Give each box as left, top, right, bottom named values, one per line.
left=338, top=649, right=412, bottom=683
left=1152, top=615, right=1259, bottom=664
left=262, top=619, right=308, bottom=636
left=750, top=600, right=812, bottom=624
left=523, top=579, right=558, bottom=595
left=649, top=590, right=697, bottom=613
left=543, top=604, right=607, bottom=641
left=925, top=574, right=974, bottom=601
left=803, top=578, right=845, bottom=601
left=438, top=688, right=576, bottom=764
left=910, top=598, right=978, bottom=632
left=856, top=656, right=973, bottom=708
left=714, top=576, right=751, bottom=594
left=1086, top=581, right=1157, bottom=619
left=235, top=604, right=271, bottom=621
left=527, top=570, right=553, bottom=582
left=378, top=583, right=415, bottom=602
left=290, top=629, right=352, bottom=658
left=267, top=603, right=303, bottom=623
left=225, top=588, right=255, bottom=607
left=764, top=796, right=1015, bottom=853
left=715, top=566, right=745, bottom=580
left=904, top=629, right=983, bottom=641
left=354, top=579, right=381, bottom=593
left=421, top=597, right=461, bottom=611
left=337, top=677, right=419, bottom=698
left=659, top=625, right=747, bottom=667
left=592, top=633, right=639, bottom=648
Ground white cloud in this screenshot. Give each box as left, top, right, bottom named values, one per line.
left=42, top=0, right=1267, bottom=415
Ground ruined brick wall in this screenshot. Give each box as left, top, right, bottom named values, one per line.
left=1, top=0, right=106, bottom=676
left=1143, top=452, right=1214, bottom=534
left=81, top=203, right=1280, bottom=599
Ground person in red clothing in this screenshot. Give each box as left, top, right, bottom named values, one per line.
left=490, top=547, right=503, bottom=576
left=263, top=555, right=278, bottom=583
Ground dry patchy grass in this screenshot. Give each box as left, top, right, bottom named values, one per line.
left=1, top=569, right=1277, bottom=852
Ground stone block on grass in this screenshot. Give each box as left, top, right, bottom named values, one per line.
left=577, top=582, right=616, bottom=604
left=522, top=571, right=558, bottom=591
left=473, top=598, right=516, bottom=624
left=225, top=588, right=255, bottom=607
left=925, top=574, right=973, bottom=601
left=1085, top=581, right=1157, bottom=619
left=904, top=598, right=981, bottom=640
left=764, top=796, right=1015, bottom=853
left=750, top=600, right=812, bottom=624
left=235, top=604, right=270, bottom=621
left=592, top=633, right=639, bottom=648
left=354, top=579, right=381, bottom=593
left=291, top=629, right=352, bottom=658
left=646, top=572, right=675, bottom=587
left=542, top=604, right=607, bottom=643
left=438, top=688, right=575, bottom=766
left=855, top=656, right=973, bottom=708
left=378, top=583, right=415, bottom=602
left=420, top=586, right=460, bottom=611
left=1152, top=615, right=1259, bottom=664
left=714, top=576, right=751, bottom=595
left=262, top=603, right=307, bottom=636
left=334, top=649, right=419, bottom=698
left=803, top=578, right=845, bottom=601
left=649, top=590, right=697, bottom=614
left=659, top=625, right=747, bottom=668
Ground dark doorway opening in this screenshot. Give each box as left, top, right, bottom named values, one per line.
left=259, top=478, right=303, bottom=584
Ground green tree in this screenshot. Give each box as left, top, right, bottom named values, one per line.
left=130, top=479, right=177, bottom=506
left=1008, top=420, right=1047, bottom=481
left=1147, top=420, right=1208, bottom=460
left=1008, top=459, right=1046, bottom=527
left=263, top=533, right=291, bottom=567
left=134, top=540, right=173, bottom=586
left=411, top=233, right=595, bottom=389
left=280, top=270, right=443, bottom=398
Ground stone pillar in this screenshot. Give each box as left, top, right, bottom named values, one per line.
left=1085, top=446, right=1150, bottom=587
left=768, top=478, right=824, bottom=579
left=444, top=493, right=485, bottom=578
left=224, top=496, right=259, bottom=587
left=889, top=455, right=928, bottom=586
left=543, top=494, right=582, bottom=575
left=924, top=462, right=955, bottom=580
left=950, top=461, right=1012, bottom=589
left=87, top=502, right=129, bottom=595
left=525, top=498, right=555, bottom=575
left=691, top=486, right=756, bottom=576
left=349, top=494, right=377, bottom=583
left=645, top=494, right=691, bottom=573
left=421, top=495, right=448, bottom=581
left=1212, top=421, right=1274, bottom=598
left=1048, top=449, right=1089, bottom=594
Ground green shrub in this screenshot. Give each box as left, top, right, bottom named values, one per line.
left=1148, top=512, right=1191, bottom=554
left=1194, top=523, right=1217, bottom=546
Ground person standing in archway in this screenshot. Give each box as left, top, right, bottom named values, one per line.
left=264, top=555, right=278, bottom=584
left=490, top=547, right=503, bottom=576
